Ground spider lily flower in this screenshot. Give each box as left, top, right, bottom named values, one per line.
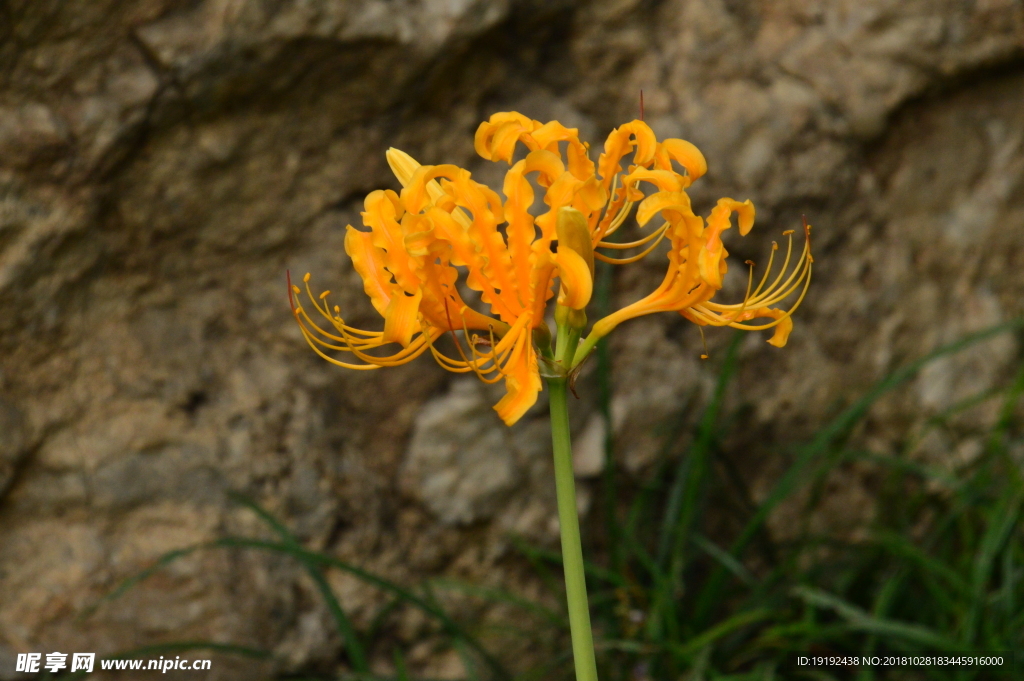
left=292, top=112, right=811, bottom=425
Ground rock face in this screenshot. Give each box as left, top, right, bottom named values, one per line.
left=0, top=0, right=1022, bottom=678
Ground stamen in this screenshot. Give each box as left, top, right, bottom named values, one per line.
left=748, top=243, right=777, bottom=299
left=751, top=231, right=810, bottom=307
left=296, top=278, right=381, bottom=339
left=603, top=200, right=636, bottom=239
left=597, top=221, right=669, bottom=249
left=698, top=325, right=709, bottom=359
left=753, top=233, right=794, bottom=304
left=594, top=224, right=669, bottom=264
left=594, top=175, right=626, bottom=242
left=718, top=262, right=813, bottom=332
left=442, top=298, right=504, bottom=383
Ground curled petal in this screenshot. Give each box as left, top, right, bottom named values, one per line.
left=402, top=164, right=471, bottom=215
left=622, top=168, right=687, bottom=197
left=597, top=120, right=658, bottom=190
left=475, top=112, right=539, bottom=162
left=529, top=121, right=596, bottom=180
left=636, top=191, right=695, bottom=227
left=655, top=139, right=707, bottom=181
left=765, top=313, right=793, bottom=347
left=699, top=198, right=755, bottom=288
left=520, top=149, right=566, bottom=187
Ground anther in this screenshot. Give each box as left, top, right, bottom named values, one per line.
left=303, top=273, right=311, bottom=283
left=319, top=290, right=331, bottom=300
left=782, top=230, right=794, bottom=236
left=745, top=260, right=755, bottom=266
left=292, top=286, right=301, bottom=294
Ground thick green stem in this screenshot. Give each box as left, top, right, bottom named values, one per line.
left=547, top=378, right=599, bottom=681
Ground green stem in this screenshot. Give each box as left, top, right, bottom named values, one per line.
left=547, top=377, right=599, bottom=681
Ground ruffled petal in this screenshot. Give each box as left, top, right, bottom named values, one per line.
left=382, top=289, right=423, bottom=347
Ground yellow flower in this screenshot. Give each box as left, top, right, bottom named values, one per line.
left=291, top=112, right=811, bottom=425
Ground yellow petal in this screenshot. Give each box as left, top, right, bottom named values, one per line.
left=733, top=199, right=755, bottom=236
left=658, top=139, right=707, bottom=182
left=382, top=289, right=423, bottom=347
left=344, top=226, right=392, bottom=317
left=636, top=191, right=695, bottom=227
left=492, top=327, right=541, bottom=425
left=767, top=315, right=793, bottom=347
left=698, top=245, right=725, bottom=289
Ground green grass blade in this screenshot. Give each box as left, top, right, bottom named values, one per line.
left=217, top=538, right=511, bottom=681
left=367, top=595, right=404, bottom=642
left=792, top=586, right=956, bottom=650
left=431, top=578, right=566, bottom=627
left=841, top=450, right=961, bottom=489
left=394, top=649, right=411, bottom=681
left=55, top=642, right=271, bottom=680
left=228, top=493, right=368, bottom=673
left=103, top=641, right=270, bottom=659
left=962, top=492, right=1022, bottom=645
left=870, top=531, right=968, bottom=595
left=81, top=545, right=204, bottom=618
left=671, top=608, right=773, bottom=658
left=1003, top=542, right=1015, bottom=627
left=692, top=534, right=754, bottom=587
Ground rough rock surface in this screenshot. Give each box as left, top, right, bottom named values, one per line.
left=1, top=0, right=1022, bottom=678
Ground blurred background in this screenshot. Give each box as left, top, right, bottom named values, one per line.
left=1, top=1, right=1023, bottom=679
